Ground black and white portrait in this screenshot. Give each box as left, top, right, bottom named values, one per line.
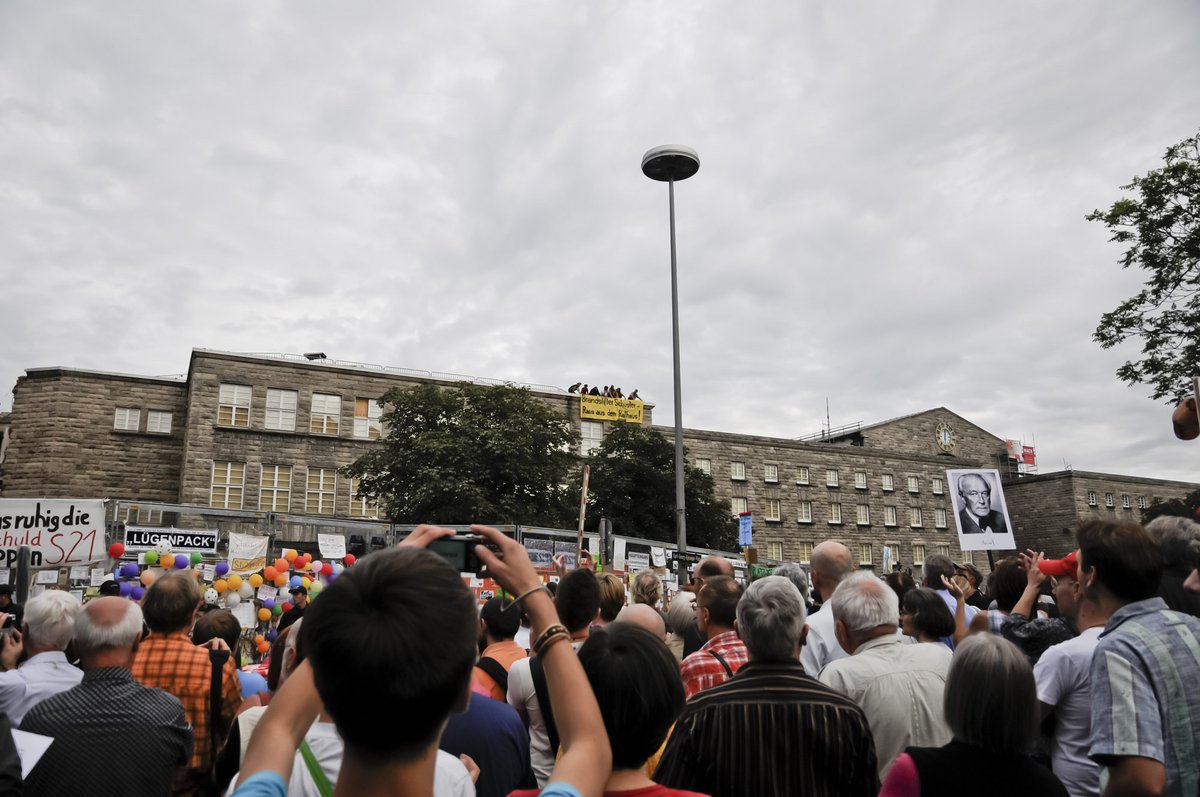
left=946, top=469, right=1016, bottom=552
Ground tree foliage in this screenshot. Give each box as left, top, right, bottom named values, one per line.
left=1090, top=130, right=1200, bottom=401
left=343, top=383, right=577, bottom=525
left=585, top=423, right=738, bottom=551
left=1139, top=488, right=1200, bottom=526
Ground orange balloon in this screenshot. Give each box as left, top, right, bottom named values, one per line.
left=249, top=574, right=263, bottom=588
left=284, top=549, right=298, bottom=562
left=227, top=574, right=243, bottom=591
left=214, top=579, right=228, bottom=593
left=160, top=553, right=175, bottom=569
left=257, top=640, right=271, bottom=654
left=257, top=608, right=271, bottom=622
left=274, top=574, right=288, bottom=587
left=274, top=558, right=289, bottom=572
left=264, top=566, right=278, bottom=581
left=254, top=634, right=265, bottom=645
left=140, top=570, right=156, bottom=586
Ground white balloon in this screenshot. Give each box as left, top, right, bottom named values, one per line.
left=238, top=582, right=254, bottom=598
left=204, top=588, right=219, bottom=605
left=224, top=592, right=241, bottom=607
left=155, top=541, right=172, bottom=555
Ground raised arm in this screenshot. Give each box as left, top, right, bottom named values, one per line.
left=941, top=575, right=969, bottom=645
left=1012, top=551, right=1046, bottom=620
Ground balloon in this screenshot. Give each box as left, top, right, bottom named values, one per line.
left=140, top=570, right=156, bottom=586
left=190, top=552, right=203, bottom=565
left=204, top=588, right=219, bottom=605
left=172, top=556, right=188, bottom=570
left=266, top=629, right=277, bottom=641
left=311, top=559, right=323, bottom=573
left=285, top=549, right=298, bottom=562
left=155, top=541, right=172, bottom=555
left=257, top=608, right=271, bottom=622
left=326, top=569, right=338, bottom=582
left=274, top=558, right=289, bottom=573
left=142, top=549, right=159, bottom=566
left=343, top=554, right=356, bottom=566
left=131, top=586, right=145, bottom=600
left=282, top=601, right=294, bottom=613
left=302, top=560, right=312, bottom=572
left=160, top=553, right=175, bottom=569
left=300, top=577, right=312, bottom=589
left=308, top=581, right=323, bottom=595
left=120, top=562, right=140, bottom=579
left=214, top=579, right=228, bottom=594
left=108, top=542, right=125, bottom=558
left=224, top=591, right=241, bottom=607
left=271, top=604, right=283, bottom=617
left=264, top=566, right=278, bottom=581
left=254, top=633, right=265, bottom=644
left=321, top=563, right=333, bottom=577
left=249, top=574, right=263, bottom=588
left=227, top=574, right=243, bottom=591
left=262, top=598, right=275, bottom=609
left=119, top=581, right=134, bottom=597
left=289, top=575, right=302, bottom=589
left=274, top=574, right=288, bottom=587
left=214, top=562, right=230, bottom=576
left=238, top=583, right=253, bottom=599
left=257, top=640, right=271, bottom=654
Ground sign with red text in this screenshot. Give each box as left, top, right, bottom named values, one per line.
left=0, top=499, right=107, bottom=567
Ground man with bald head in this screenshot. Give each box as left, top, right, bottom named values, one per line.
left=21, top=597, right=192, bottom=796
left=615, top=603, right=667, bottom=641
left=801, top=540, right=857, bottom=677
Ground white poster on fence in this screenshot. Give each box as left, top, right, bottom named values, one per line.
left=946, top=469, right=1017, bottom=553
left=0, top=499, right=107, bottom=567
left=227, top=533, right=269, bottom=575
left=318, top=534, right=347, bottom=560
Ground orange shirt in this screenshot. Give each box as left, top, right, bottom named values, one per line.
left=473, top=639, right=528, bottom=701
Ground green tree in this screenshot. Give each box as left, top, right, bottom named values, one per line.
left=1090, top=130, right=1200, bottom=401
left=1139, top=488, right=1200, bottom=525
left=585, top=423, right=738, bottom=551
left=344, top=383, right=577, bottom=525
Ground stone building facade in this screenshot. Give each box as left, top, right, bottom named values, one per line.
left=3, top=349, right=1196, bottom=574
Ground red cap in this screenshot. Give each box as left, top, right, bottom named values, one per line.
left=1040, top=550, right=1078, bottom=579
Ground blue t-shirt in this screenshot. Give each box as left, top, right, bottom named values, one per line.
left=230, top=768, right=584, bottom=797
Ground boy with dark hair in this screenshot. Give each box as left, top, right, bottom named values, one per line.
left=233, top=524, right=610, bottom=797
left=474, top=596, right=527, bottom=701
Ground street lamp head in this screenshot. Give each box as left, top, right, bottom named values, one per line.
left=641, top=145, right=700, bottom=182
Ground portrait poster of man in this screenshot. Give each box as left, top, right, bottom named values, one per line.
left=946, top=469, right=1016, bottom=552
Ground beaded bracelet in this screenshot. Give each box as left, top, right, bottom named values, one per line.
left=532, top=623, right=570, bottom=656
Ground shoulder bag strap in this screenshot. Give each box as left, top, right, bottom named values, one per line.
left=475, top=656, right=510, bottom=696
left=208, top=649, right=231, bottom=762
left=708, top=647, right=734, bottom=678
left=529, top=656, right=561, bottom=756
left=300, top=740, right=335, bottom=797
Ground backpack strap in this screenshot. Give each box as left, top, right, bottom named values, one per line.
left=208, top=649, right=231, bottom=764
left=529, top=656, right=561, bottom=757
left=708, top=647, right=734, bottom=678
left=300, top=740, right=335, bottom=797
left=475, top=656, right=510, bottom=697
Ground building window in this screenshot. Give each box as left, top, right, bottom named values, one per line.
left=210, top=462, right=245, bottom=509
left=767, top=542, right=783, bottom=560
left=856, top=504, right=870, bottom=526
left=264, top=389, right=298, bottom=431
left=1137, top=496, right=1148, bottom=509
left=829, top=503, right=843, bottom=525
left=124, top=505, right=163, bottom=526
left=797, top=501, right=813, bottom=523
left=580, top=421, right=604, bottom=455
left=113, top=407, right=140, bottom=431
left=1121, top=494, right=1131, bottom=509
left=1087, top=491, right=1097, bottom=506
left=910, top=507, right=923, bottom=527
left=349, top=478, right=378, bottom=519
left=796, top=467, right=810, bottom=485
left=859, top=543, right=873, bottom=565
left=826, top=469, right=840, bottom=487
left=1105, top=492, right=1114, bottom=508
left=695, top=458, right=711, bottom=476
left=731, top=462, right=746, bottom=481
left=731, top=497, right=748, bottom=516
left=310, top=394, right=341, bottom=435
left=353, top=398, right=383, bottom=439
left=932, top=477, right=944, bottom=495
left=884, top=506, right=898, bottom=527
left=259, top=465, right=292, bottom=511
left=797, top=542, right=814, bottom=563
left=765, top=499, right=782, bottom=521
left=306, top=468, right=337, bottom=515
left=907, top=476, right=920, bottom=494
left=935, top=508, right=947, bottom=528
left=764, top=464, right=779, bottom=483
left=912, top=543, right=926, bottom=564
left=881, top=474, right=894, bottom=492
left=218, top=384, right=251, bottom=427
left=146, top=410, right=172, bottom=434
left=854, top=471, right=868, bottom=489
left=935, top=544, right=950, bottom=557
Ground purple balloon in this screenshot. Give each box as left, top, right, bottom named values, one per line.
left=266, top=629, right=277, bottom=641
left=262, top=598, right=275, bottom=609
left=131, top=586, right=145, bottom=600
left=172, top=556, right=188, bottom=569
left=120, top=562, right=139, bottom=579
left=119, top=581, right=134, bottom=597
left=214, top=562, right=230, bottom=576
left=326, top=570, right=338, bottom=582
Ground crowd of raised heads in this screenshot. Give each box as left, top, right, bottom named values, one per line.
left=0, top=518, right=1196, bottom=797
left=566, top=384, right=638, bottom=400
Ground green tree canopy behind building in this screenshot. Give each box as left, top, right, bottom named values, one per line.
left=344, top=383, right=577, bottom=526
left=586, top=423, right=738, bottom=551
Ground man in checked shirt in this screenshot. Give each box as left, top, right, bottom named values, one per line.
left=133, top=571, right=242, bottom=796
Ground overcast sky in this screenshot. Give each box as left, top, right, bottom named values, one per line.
left=2, top=2, right=1198, bottom=481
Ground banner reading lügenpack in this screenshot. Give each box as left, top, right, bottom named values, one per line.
left=0, top=499, right=107, bottom=567
left=124, top=527, right=219, bottom=552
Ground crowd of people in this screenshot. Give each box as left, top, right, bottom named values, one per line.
left=566, top=384, right=639, bottom=400
left=0, top=515, right=1194, bottom=796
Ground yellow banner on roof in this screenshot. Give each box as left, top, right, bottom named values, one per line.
left=580, top=395, right=644, bottom=424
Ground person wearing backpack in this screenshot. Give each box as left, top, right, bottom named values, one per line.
left=474, top=596, right=527, bottom=701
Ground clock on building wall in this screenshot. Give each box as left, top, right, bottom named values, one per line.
left=934, top=422, right=956, bottom=453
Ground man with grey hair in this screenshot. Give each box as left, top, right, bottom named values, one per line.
left=20, top=597, right=192, bottom=796
left=656, top=576, right=878, bottom=797
left=801, top=540, right=857, bottom=676
left=0, top=589, right=83, bottom=724
left=773, top=562, right=813, bottom=614
left=1145, top=515, right=1200, bottom=617
left=818, top=571, right=952, bottom=779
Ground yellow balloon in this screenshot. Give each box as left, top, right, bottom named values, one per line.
left=284, top=549, right=298, bottom=562
left=214, top=579, right=228, bottom=594
left=160, top=553, right=175, bottom=569
left=227, top=574, right=243, bottom=591
left=257, top=608, right=271, bottom=622
left=301, top=577, right=312, bottom=588
left=249, top=574, right=263, bottom=588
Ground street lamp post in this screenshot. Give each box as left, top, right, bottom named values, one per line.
left=642, top=145, right=700, bottom=587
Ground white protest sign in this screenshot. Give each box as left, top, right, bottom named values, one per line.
left=231, top=602, right=256, bottom=629
left=68, top=590, right=83, bottom=603
left=228, top=533, right=269, bottom=575
left=35, top=570, right=59, bottom=585
left=0, top=570, right=9, bottom=586
left=69, top=566, right=89, bottom=581
left=0, top=499, right=107, bottom=567
left=257, top=584, right=277, bottom=602
left=650, top=547, right=666, bottom=568
left=89, top=571, right=107, bottom=587
left=317, top=534, right=346, bottom=559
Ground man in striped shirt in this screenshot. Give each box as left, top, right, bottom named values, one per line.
left=656, top=576, right=878, bottom=797
left=1080, top=520, right=1200, bottom=797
